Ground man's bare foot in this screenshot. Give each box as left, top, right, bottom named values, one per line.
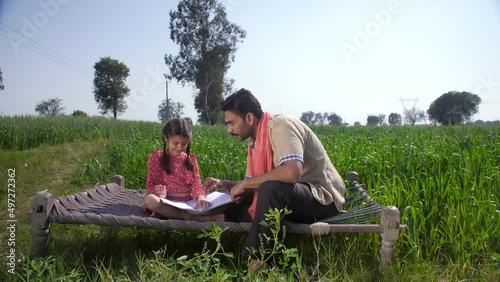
left=210, top=213, right=225, bottom=221
left=248, top=259, right=266, bottom=273
left=184, top=213, right=225, bottom=222
left=199, top=213, right=225, bottom=222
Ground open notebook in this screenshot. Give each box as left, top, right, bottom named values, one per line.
left=160, top=191, right=233, bottom=214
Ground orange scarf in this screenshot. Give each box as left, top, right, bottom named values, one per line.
left=247, top=112, right=273, bottom=220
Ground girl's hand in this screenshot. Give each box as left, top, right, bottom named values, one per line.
left=195, top=195, right=211, bottom=209
left=154, top=185, right=167, bottom=198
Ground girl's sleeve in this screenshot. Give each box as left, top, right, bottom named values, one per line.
left=190, top=154, right=205, bottom=201
left=146, top=152, right=160, bottom=195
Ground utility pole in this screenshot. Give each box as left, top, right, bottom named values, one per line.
left=399, top=97, right=419, bottom=112
left=166, top=79, right=169, bottom=120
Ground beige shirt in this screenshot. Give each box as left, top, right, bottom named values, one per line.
left=246, top=114, right=346, bottom=212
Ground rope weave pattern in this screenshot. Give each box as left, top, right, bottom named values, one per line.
left=49, top=182, right=382, bottom=235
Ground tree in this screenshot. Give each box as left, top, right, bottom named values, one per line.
left=300, top=111, right=314, bottom=125
left=300, top=111, right=334, bottom=125
left=378, top=114, right=386, bottom=126
left=403, top=106, right=425, bottom=125
left=222, top=78, right=235, bottom=97
left=71, top=110, right=88, bottom=117
left=158, top=98, right=185, bottom=122
left=93, top=57, right=130, bottom=119
left=165, top=0, right=246, bottom=124
left=472, top=119, right=485, bottom=126
left=388, top=112, right=402, bottom=125
left=300, top=111, right=315, bottom=125
left=314, top=112, right=326, bottom=125
left=0, top=68, right=4, bottom=90
left=35, top=97, right=65, bottom=116
left=427, top=91, right=482, bottom=125
left=366, top=115, right=379, bottom=126
left=327, top=113, right=343, bottom=126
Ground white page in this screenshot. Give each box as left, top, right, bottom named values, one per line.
left=159, top=191, right=232, bottom=214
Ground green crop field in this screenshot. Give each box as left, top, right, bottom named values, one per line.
left=0, top=115, right=498, bottom=281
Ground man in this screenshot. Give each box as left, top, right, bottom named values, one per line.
left=203, top=88, right=345, bottom=268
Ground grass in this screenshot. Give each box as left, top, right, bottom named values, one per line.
left=0, top=115, right=498, bottom=281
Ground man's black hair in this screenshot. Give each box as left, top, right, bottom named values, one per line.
left=220, top=88, right=263, bottom=119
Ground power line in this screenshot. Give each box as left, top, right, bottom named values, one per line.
left=0, top=33, right=94, bottom=78
left=0, top=21, right=155, bottom=89
left=0, top=21, right=94, bottom=75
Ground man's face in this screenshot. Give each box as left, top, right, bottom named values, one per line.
left=224, top=110, right=254, bottom=141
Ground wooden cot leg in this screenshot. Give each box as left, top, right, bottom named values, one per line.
left=28, top=191, right=54, bottom=260
left=380, top=206, right=401, bottom=265
left=111, top=175, right=124, bottom=187
left=346, top=171, right=359, bottom=183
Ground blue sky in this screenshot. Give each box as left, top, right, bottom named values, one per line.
left=1, top=0, right=499, bottom=124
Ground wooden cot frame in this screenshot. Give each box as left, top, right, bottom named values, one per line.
left=28, top=172, right=407, bottom=264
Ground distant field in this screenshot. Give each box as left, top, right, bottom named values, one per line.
left=0, top=115, right=498, bottom=280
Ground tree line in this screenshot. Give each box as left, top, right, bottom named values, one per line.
left=300, top=91, right=483, bottom=126
left=29, top=88, right=485, bottom=126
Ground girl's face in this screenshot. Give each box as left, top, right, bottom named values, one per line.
left=164, top=135, right=189, bottom=158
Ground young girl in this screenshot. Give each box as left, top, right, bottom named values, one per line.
left=143, top=118, right=224, bottom=222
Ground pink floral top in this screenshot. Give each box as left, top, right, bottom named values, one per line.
left=146, top=150, right=204, bottom=201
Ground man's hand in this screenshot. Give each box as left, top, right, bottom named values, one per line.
left=154, top=184, right=167, bottom=198
left=195, top=195, right=211, bottom=209
left=202, top=177, right=221, bottom=193
left=230, top=181, right=247, bottom=203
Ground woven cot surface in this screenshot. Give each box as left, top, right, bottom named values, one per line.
left=48, top=182, right=382, bottom=234
left=54, top=183, right=148, bottom=217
